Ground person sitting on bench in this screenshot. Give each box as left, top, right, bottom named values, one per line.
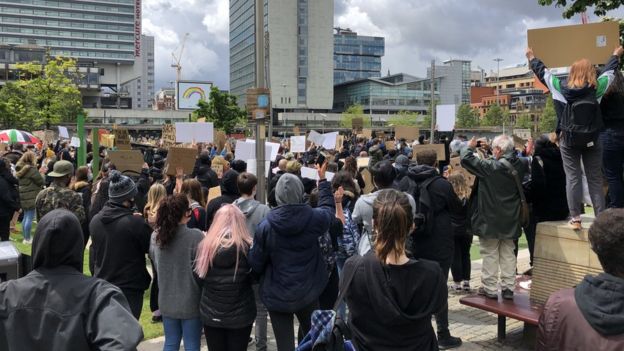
left=537, top=209, right=624, bottom=351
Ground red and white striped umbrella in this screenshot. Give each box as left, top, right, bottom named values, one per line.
left=0, top=129, right=41, bottom=144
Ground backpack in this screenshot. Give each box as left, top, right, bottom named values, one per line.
left=337, top=207, right=360, bottom=260
left=405, top=176, right=439, bottom=238
left=561, top=95, right=603, bottom=149
left=318, top=231, right=336, bottom=275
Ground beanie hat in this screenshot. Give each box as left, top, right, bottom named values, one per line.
left=108, top=170, right=138, bottom=204
left=276, top=173, right=304, bottom=206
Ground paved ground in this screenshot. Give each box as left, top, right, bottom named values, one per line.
left=138, top=249, right=534, bottom=351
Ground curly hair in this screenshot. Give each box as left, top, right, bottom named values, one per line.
left=155, top=194, right=189, bottom=249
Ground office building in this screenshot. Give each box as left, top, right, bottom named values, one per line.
left=0, top=0, right=150, bottom=109
left=333, top=73, right=441, bottom=115
left=428, top=60, right=471, bottom=105
left=334, top=28, right=384, bottom=85
left=153, top=88, right=176, bottom=111
left=229, top=0, right=334, bottom=110
left=122, top=35, right=155, bottom=110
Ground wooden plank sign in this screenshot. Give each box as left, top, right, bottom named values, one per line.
left=352, top=117, right=364, bottom=132
left=395, top=126, right=420, bottom=141
left=161, top=124, right=176, bottom=147
left=412, top=144, right=446, bottom=161
left=108, top=150, right=144, bottom=175
left=164, top=146, right=197, bottom=176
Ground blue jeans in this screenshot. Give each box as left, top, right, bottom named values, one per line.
left=21, top=209, right=35, bottom=241
left=163, top=317, right=202, bottom=351
left=600, top=129, right=624, bottom=208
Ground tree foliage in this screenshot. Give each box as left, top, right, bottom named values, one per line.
left=0, top=57, right=84, bottom=129
left=481, top=104, right=510, bottom=127
left=388, top=110, right=419, bottom=126
left=515, top=113, right=533, bottom=129
left=340, top=104, right=372, bottom=128
left=455, top=104, right=480, bottom=128
left=539, top=96, right=558, bottom=133
left=538, top=0, right=624, bottom=18
left=195, top=87, right=246, bottom=134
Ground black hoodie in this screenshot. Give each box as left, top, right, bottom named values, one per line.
left=89, top=202, right=152, bottom=292
left=205, top=169, right=240, bottom=229
left=0, top=209, right=143, bottom=350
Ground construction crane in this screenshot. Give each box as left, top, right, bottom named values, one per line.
left=171, top=33, right=189, bottom=82
left=581, top=11, right=589, bottom=24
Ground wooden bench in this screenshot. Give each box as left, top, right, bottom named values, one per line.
left=459, top=276, right=544, bottom=342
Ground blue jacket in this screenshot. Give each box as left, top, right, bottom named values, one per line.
left=249, top=180, right=335, bottom=313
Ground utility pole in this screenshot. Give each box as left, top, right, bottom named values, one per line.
left=254, top=0, right=267, bottom=203
left=429, top=59, right=435, bottom=144
left=494, top=58, right=504, bottom=133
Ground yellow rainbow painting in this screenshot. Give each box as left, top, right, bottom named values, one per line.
left=182, top=86, right=206, bottom=101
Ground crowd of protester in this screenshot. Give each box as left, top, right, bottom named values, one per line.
left=0, top=47, right=623, bottom=350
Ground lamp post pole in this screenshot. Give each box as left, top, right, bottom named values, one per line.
left=494, top=58, right=504, bottom=133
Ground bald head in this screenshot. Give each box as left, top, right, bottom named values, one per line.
left=278, top=159, right=288, bottom=171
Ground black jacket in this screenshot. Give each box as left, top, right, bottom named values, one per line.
left=200, top=244, right=256, bottom=329
left=0, top=209, right=142, bottom=350
left=529, top=140, right=569, bottom=221
left=600, top=89, right=624, bottom=131
left=196, top=163, right=219, bottom=190
left=399, top=165, right=461, bottom=263
left=0, top=165, right=19, bottom=217
left=90, top=202, right=152, bottom=292
left=343, top=252, right=446, bottom=351
left=206, top=170, right=240, bottom=228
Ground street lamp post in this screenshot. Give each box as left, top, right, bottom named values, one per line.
left=493, top=58, right=504, bottom=133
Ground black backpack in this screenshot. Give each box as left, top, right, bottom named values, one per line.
left=404, top=176, right=439, bottom=238
left=561, top=95, right=603, bottom=148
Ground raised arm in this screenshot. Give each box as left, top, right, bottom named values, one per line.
left=527, top=47, right=567, bottom=104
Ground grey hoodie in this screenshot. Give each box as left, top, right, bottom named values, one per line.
left=352, top=190, right=417, bottom=252
left=235, top=197, right=270, bottom=236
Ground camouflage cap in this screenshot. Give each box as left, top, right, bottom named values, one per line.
left=48, top=160, right=74, bottom=178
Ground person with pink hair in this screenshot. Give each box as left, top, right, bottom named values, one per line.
left=195, top=204, right=256, bottom=351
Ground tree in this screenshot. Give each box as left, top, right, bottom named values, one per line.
left=538, top=0, right=624, bottom=18
left=195, top=87, right=246, bottom=134
left=387, top=110, right=419, bottom=126
left=15, top=57, right=84, bottom=129
left=482, top=104, right=510, bottom=127
left=455, top=104, right=480, bottom=128
left=515, top=113, right=533, bottom=129
left=539, top=96, right=558, bottom=133
left=0, top=82, right=29, bottom=129
left=340, top=104, right=372, bottom=129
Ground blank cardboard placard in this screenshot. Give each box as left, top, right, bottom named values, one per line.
left=164, top=147, right=197, bottom=176
left=246, top=159, right=271, bottom=178
left=436, top=104, right=456, bottom=132
left=207, top=186, right=221, bottom=204
left=108, top=150, right=144, bottom=174
left=361, top=129, right=372, bottom=139
left=175, top=122, right=214, bottom=143
left=321, top=132, right=339, bottom=150
left=300, top=167, right=335, bottom=182
left=361, top=168, right=375, bottom=194
left=240, top=140, right=278, bottom=161
left=352, top=117, right=363, bottom=131
left=70, top=137, right=81, bottom=147
left=58, top=126, right=69, bottom=139
left=357, top=157, right=370, bottom=169
left=395, top=126, right=420, bottom=141
left=308, top=130, right=324, bottom=145
left=412, top=144, right=446, bottom=161
left=527, top=21, right=619, bottom=68
left=290, top=135, right=306, bottom=153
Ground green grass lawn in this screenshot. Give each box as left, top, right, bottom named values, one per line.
left=9, top=224, right=164, bottom=340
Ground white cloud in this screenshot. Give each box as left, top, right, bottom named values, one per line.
left=202, top=0, right=229, bottom=44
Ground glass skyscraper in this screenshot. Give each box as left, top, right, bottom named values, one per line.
left=229, top=0, right=257, bottom=102
left=334, top=28, right=384, bottom=85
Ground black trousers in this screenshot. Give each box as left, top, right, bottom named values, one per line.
left=0, top=214, right=10, bottom=241
left=149, top=258, right=159, bottom=313
left=318, top=266, right=339, bottom=310
left=269, top=301, right=318, bottom=351
left=203, top=325, right=252, bottom=351
left=451, top=235, right=473, bottom=282
left=121, top=289, right=144, bottom=320
left=434, top=260, right=452, bottom=334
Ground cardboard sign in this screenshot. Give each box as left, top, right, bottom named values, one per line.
left=175, top=122, right=214, bottom=143
left=0, top=143, right=7, bottom=152
left=513, top=129, right=532, bottom=140
left=293, top=126, right=300, bottom=136
left=108, top=150, right=144, bottom=174
left=395, top=126, right=420, bottom=141
left=361, top=129, right=372, bottom=139
left=58, top=126, right=69, bottom=139
left=308, top=130, right=324, bottom=145
left=360, top=168, right=375, bottom=195
left=100, top=134, right=115, bottom=148
left=290, top=135, right=306, bottom=153
left=352, top=117, right=363, bottom=131
left=207, top=186, right=221, bottom=204
left=321, top=132, right=339, bottom=150
left=357, top=157, right=370, bottom=169
left=385, top=141, right=396, bottom=150
left=301, top=167, right=335, bottom=182
left=164, top=147, right=197, bottom=176
left=450, top=156, right=475, bottom=197
left=528, top=21, right=619, bottom=68
left=162, top=124, right=176, bottom=147
left=246, top=159, right=271, bottom=178
left=336, top=135, right=345, bottom=150
left=412, top=144, right=446, bottom=161
left=33, top=130, right=56, bottom=145
left=113, top=128, right=131, bottom=150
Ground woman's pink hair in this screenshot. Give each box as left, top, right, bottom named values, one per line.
left=194, top=204, right=252, bottom=278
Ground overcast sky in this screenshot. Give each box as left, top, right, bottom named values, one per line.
left=143, top=0, right=624, bottom=91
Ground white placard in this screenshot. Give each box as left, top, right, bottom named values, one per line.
left=175, top=122, right=214, bottom=143
left=308, top=130, right=324, bottom=145
left=290, top=136, right=306, bottom=153
left=266, top=142, right=280, bottom=162
left=246, top=159, right=271, bottom=178
left=321, top=132, right=339, bottom=150
left=301, top=167, right=334, bottom=181
left=436, top=104, right=456, bottom=132
left=240, top=140, right=277, bottom=161
left=58, top=126, right=69, bottom=139
left=70, top=137, right=80, bottom=147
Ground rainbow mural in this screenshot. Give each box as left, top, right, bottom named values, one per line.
left=182, top=86, right=206, bottom=101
